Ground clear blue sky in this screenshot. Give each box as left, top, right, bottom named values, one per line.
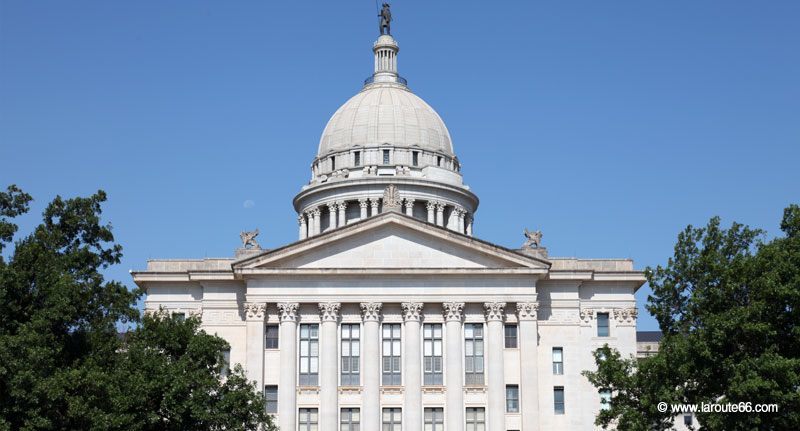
left=2, top=1, right=798, bottom=331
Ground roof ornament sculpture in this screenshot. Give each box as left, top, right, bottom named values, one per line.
left=523, top=228, right=543, bottom=249
left=378, top=3, right=392, bottom=35
left=239, top=229, right=261, bottom=250
left=383, top=184, right=402, bottom=212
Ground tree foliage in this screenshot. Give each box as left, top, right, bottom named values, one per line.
left=0, top=186, right=275, bottom=431
left=584, top=205, right=800, bottom=430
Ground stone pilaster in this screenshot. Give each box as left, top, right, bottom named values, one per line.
left=360, top=302, right=383, bottom=431
left=402, top=302, right=423, bottom=431
left=244, top=302, right=267, bottom=390
left=318, top=302, right=341, bottom=431
left=277, top=302, right=299, bottom=431
left=517, top=302, right=540, bottom=431
left=484, top=302, right=506, bottom=431
left=443, top=302, right=465, bottom=431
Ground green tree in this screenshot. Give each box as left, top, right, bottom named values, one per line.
left=109, top=312, right=274, bottom=431
left=584, top=205, right=800, bottom=430
left=0, top=186, right=276, bottom=431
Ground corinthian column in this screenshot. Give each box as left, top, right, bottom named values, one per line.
left=435, top=203, right=445, bottom=227
left=319, top=302, right=341, bottom=431
left=244, top=302, right=267, bottom=389
left=360, top=303, right=383, bottom=431
left=517, top=302, right=540, bottom=431
left=484, top=302, right=507, bottom=431
left=359, top=198, right=369, bottom=219
left=298, top=214, right=308, bottom=240
left=312, top=208, right=322, bottom=235
left=404, top=198, right=415, bottom=217
left=443, top=302, right=465, bottom=431
left=426, top=201, right=436, bottom=223
left=328, top=203, right=338, bottom=231
left=370, top=198, right=380, bottom=216
left=402, top=302, right=423, bottom=431
left=337, top=201, right=347, bottom=227
left=277, top=303, right=299, bottom=431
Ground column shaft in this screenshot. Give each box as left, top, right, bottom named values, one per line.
left=338, top=202, right=347, bottom=227
left=244, top=303, right=267, bottom=389
left=444, top=303, right=465, bottom=431
left=328, top=204, right=338, bottom=231
left=436, top=203, right=445, bottom=227
left=278, top=303, right=299, bottom=431
left=518, top=303, right=540, bottom=431
left=359, top=199, right=369, bottom=219
left=427, top=202, right=436, bottom=223
left=319, top=303, right=341, bottom=431
left=485, top=303, right=507, bottom=431
left=361, top=303, right=382, bottom=431
left=402, top=303, right=423, bottom=431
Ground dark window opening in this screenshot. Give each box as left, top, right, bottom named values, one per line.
left=412, top=151, right=419, bottom=166
left=383, top=149, right=390, bottom=165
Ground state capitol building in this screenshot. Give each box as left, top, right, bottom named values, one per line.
left=133, top=10, right=645, bottom=431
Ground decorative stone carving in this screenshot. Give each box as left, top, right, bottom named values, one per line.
left=523, top=228, right=543, bottom=249
left=360, top=302, right=383, bottom=321
left=319, top=302, right=341, bottom=322
left=188, top=307, right=203, bottom=319
left=442, top=302, right=465, bottom=321
left=613, top=307, right=638, bottom=326
left=277, top=302, right=299, bottom=322
left=516, top=302, right=539, bottom=321
left=244, top=302, right=267, bottom=320
left=401, top=302, right=423, bottom=321
left=239, top=229, right=261, bottom=249
left=484, top=302, right=506, bottom=321
left=383, top=184, right=402, bottom=212
left=359, top=199, right=369, bottom=209
left=426, top=201, right=436, bottom=211
left=579, top=307, right=595, bottom=324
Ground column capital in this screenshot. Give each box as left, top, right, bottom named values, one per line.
left=310, top=207, right=321, bottom=216
left=327, top=202, right=337, bottom=211
left=484, top=302, right=506, bottom=321
left=337, top=200, right=348, bottom=209
left=426, top=201, right=436, bottom=210
left=360, top=302, right=383, bottom=322
left=277, top=302, right=299, bottom=322
left=298, top=214, right=306, bottom=224
left=401, top=302, right=423, bottom=322
left=517, top=302, right=539, bottom=321
left=244, top=302, right=267, bottom=321
left=319, top=302, right=341, bottom=322
left=613, top=307, right=638, bottom=326
left=435, top=202, right=445, bottom=211
left=359, top=198, right=369, bottom=208
left=442, top=302, right=465, bottom=321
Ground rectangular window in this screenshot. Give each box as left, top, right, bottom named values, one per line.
left=464, top=323, right=485, bottom=385
left=264, top=385, right=278, bottom=414
left=423, top=323, right=443, bottom=385
left=341, top=408, right=360, bottom=431
left=506, top=385, right=520, bottom=413
left=424, top=408, right=443, bottom=431
left=465, top=407, right=485, bottom=431
left=597, top=312, right=610, bottom=337
left=331, top=156, right=336, bottom=170
left=265, top=324, right=279, bottom=349
left=221, top=348, right=231, bottom=377
left=554, top=387, right=565, bottom=415
left=341, top=324, right=361, bottom=386
left=599, top=389, right=611, bottom=411
left=299, top=408, right=318, bottom=431
left=504, top=324, right=518, bottom=348
left=552, top=347, right=564, bottom=375
left=412, top=151, right=419, bottom=166
left=354, top=151, right=361, bottom=167
left=437, top=156, right=442, bottom=167
left=684, top=414, right=692, bottom=426
left=382, top=407, right=401, bottom=431
left=383, top=149, right=391, bottom=165
left=299, top=324, right=319, bottom=386
left=382, top=324, right=402, bottom=385
left=173, top=312, right=186, bottom=321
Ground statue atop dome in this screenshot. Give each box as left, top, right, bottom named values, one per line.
left=378, top=3, right=392, bottom=35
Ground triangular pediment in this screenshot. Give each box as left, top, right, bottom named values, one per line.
left=233, top=212, right=550, bottom=272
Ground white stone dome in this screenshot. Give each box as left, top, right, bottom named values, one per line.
left=317, top=84, right=455, bottom=157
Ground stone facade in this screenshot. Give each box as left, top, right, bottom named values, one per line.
left=133, top=25, right=646, bottom=431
